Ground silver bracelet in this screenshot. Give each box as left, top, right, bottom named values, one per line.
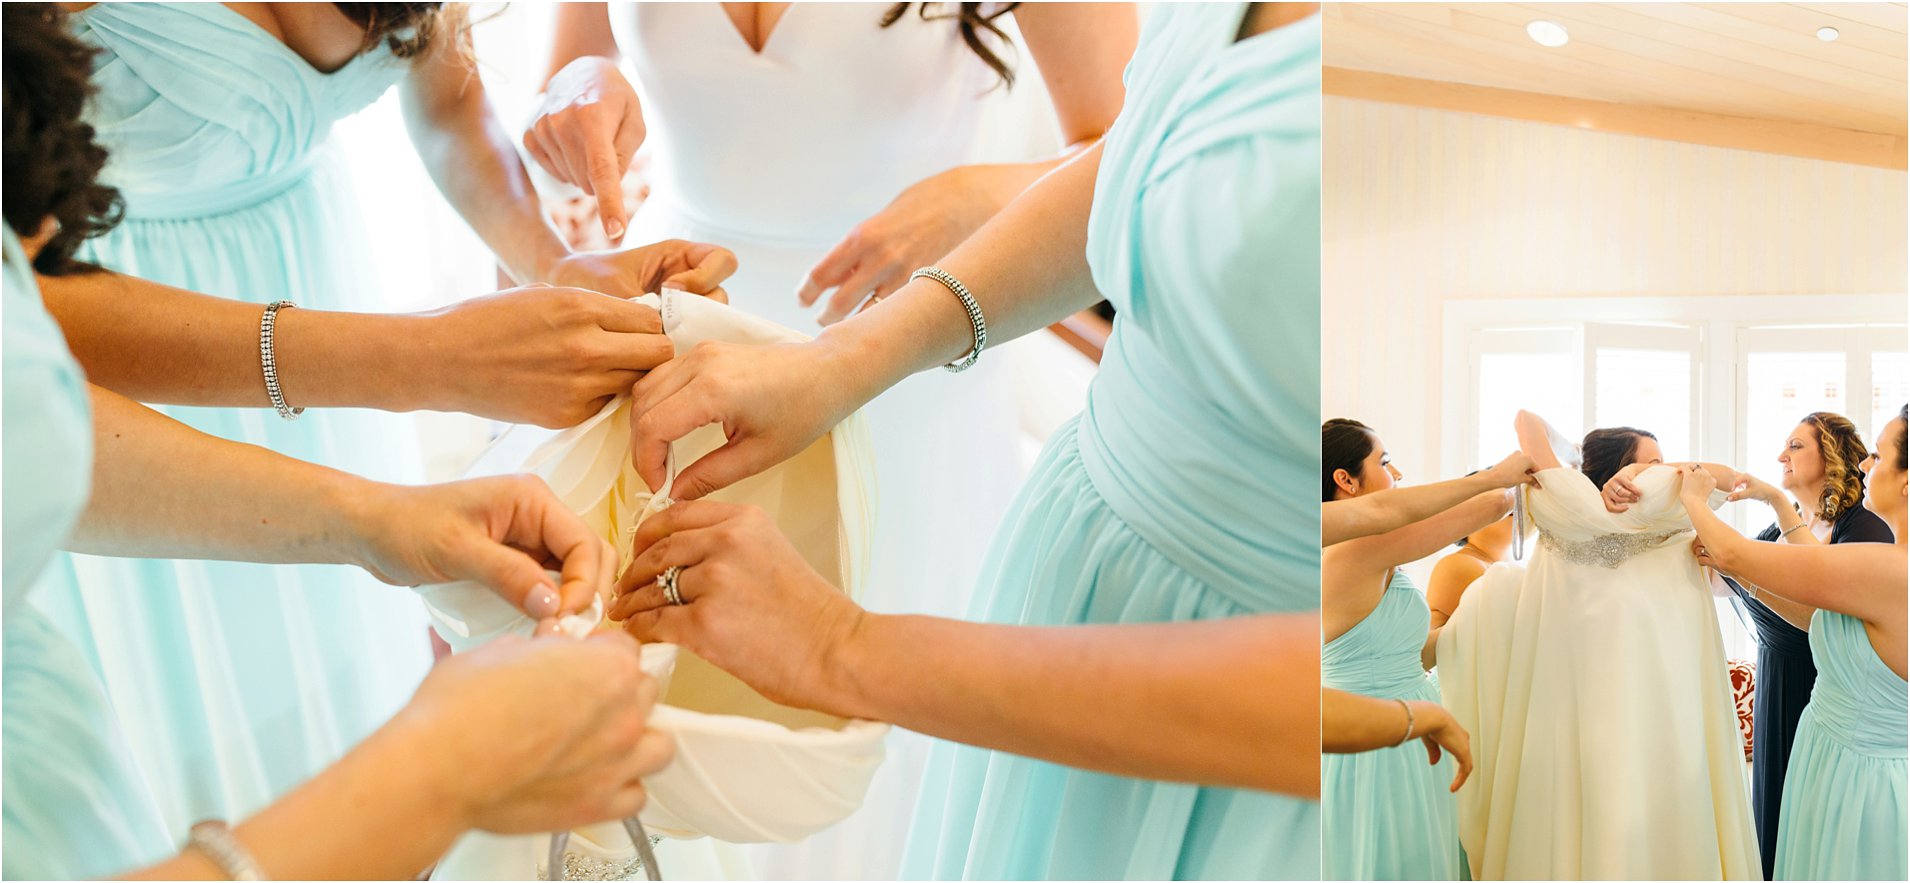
left=259, top=301, right=303, bottom=420
left=185, top=819, right=267, bottom=880
left=1395, top=698, right=1416, bottom=746
left=910, top=267, right=986, bottom=373
left=1781, top=521, right=1810, bottom=539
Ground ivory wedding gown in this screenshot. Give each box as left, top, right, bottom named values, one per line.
left=1436, top=466, right=1760, bottom=880
left=607, top=6, right=1025, bottom=877
left=423, top=291, right=887, bottom=881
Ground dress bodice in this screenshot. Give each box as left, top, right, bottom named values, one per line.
left=614, top=3, right=993, bottom=243
left=1, top=233, right=92, bottom=604
left=1323, top=570, right=1432, bottom=695
left=1527, top=466, right=1724, bottom=568
left=1077, top=7, right=1321, bottom=608
left=74, top=2, right=405, bottom=219
left=1806, top=610, right=1909, bottom=756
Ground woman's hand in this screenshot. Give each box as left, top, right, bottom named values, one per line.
left=797, top=165, right=1014, bottom=325
left=415, top=286, right=672, bottom=428
left=1482, top=450, right=1541, bottom=490
left=347, top=475, right=616, bottom=622
left=547, top=239, right=738, bottom=304
left=524, top=56, right=645, bottom=240
left=1601, top=462, right=1652, bottom=513
left=626, top=339, right=871, bottom=499
left=606, top=501, right=863, bottom=711
left=1677, top=463, right=1719, bottom=507
left=1408, top=701, right=1474, bottom=792
left=399, top=631, right=674, bottom=833
left=1727, top=472, right=1786, bottom=508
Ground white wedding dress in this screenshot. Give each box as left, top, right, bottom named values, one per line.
left=422, top=291, right=887, bottom=880
left=1436, top=465, right=1760, bottom=880
left=610, top=6, right=1026, bottom=878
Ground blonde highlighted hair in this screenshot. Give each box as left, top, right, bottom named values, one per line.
left=1799, top=412, right=1869, bottom=521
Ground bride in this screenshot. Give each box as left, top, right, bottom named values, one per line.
left=1436, top=410, right=1760, bottom=880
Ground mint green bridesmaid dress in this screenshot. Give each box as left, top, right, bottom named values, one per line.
left=902, top=6, right=1321, bottom=879
left=3, top=231, right=173, bottom=877
left=29, top=2, right=432, bottom=838
left=1773, top=610, right=1907, bottom=880
left=1322, top=571, right=1462, bottom=880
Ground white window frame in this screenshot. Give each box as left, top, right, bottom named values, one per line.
left=1442, top=294, right=1907, bottom=480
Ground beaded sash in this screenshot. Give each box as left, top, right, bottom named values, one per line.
left=1536, top=528, right=1690, bottom=568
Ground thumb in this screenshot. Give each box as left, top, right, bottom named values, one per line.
left=670, top=437, right=771, bottom=501
left=456, top=536, right=563, bottom=619
left=662, top=246, right=738, bottom=296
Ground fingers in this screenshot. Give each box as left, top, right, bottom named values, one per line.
left=628, top=390, right=722, bottom=493
left=1449, top=740, right=1473, bottom=792
left=662, top=244, right=738, bottom=295
left=587, top=147, right=629, bottom=242
left=796, top=237, right=860, bottom=307
left=611, top=524, right=723, bottom=610
left=592, top=297, right=665, bottom=335
left=669, top=436, right=771, bottom=501
left=504, top=477, right=613, bottom=616
left=523, top=128, right=566, bottom=185
left=626, top=500, right=738, bottom=565
left=461, top=535, right=563, bottom=619
left=817, top=262, right=886, bottom=326
left=619, top=604, right=691, bottom=644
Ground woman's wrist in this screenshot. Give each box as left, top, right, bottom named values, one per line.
left=813, top=602, right=884, bottom=721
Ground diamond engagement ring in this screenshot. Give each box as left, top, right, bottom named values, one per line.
left=659, top=566, right=684, bottom=606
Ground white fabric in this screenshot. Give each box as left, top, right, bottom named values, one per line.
left=423, top=291, right=886, bottom=879
left=1436, top=464, right=1760, bottom=880
left=610, top=7, right=1028, bottom=878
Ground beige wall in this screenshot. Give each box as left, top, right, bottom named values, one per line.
left=1323, top=96, right=1909, bottom=477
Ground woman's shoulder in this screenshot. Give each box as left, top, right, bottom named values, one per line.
left=1833, top=505, right=1897, bottom=544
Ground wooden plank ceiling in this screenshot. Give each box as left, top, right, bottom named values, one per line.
left=1324, top=3, right=1909, bottom=166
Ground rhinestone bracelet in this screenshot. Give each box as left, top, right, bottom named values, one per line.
left=259, top=300, right=302, bottom=420
left=185, top=819, right=267, bottom=880
left=910, top=266, right=987, bottom=373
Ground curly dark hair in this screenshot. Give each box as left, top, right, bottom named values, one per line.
left=1796, top=412, right=1870, bottom=521
left=1322, top=418, right=1378, bottom=502
left=2, top=3, right=122, bottom=275
left=881, top=3, right=1022, bottom=87
left=1581, top=426, right=1657, bottom=490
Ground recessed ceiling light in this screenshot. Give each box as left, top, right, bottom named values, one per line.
left=1816, top=26, right=1840, bottom=42
left=1527, top=20, right=1570, bottom=48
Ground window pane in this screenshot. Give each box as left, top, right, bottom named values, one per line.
left=1871, top=352, right=1908, bottom=442
left=1477, top=352, right=1578, bottom=472
left=1744, top=352, right=1846, bottom=492
left=1594, top=348, right=1692, bottom=460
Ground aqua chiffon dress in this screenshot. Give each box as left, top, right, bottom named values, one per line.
left=1772, top=610, right=1908, bottom=880
left=902, top=5, right=1323, bottom=879
left=1322, top=571, right=1463, bottom=880
left=3, top=231, right=173, bottom=878
left=30, top=2, right=433, bottom=836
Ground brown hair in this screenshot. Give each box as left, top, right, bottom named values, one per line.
left=1321, top=418, right=1378, bottom=502
left=333, top=2, right=458, bottom=60
left=1580, top=427, right=1657, bottom=490
left=2, top=3, right=122, bottom=274
left=881, top=3, right=1021, bottom=87
left=1798, top=412, right=1869, bottom=521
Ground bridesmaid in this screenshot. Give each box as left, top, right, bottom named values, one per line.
left=1680, top=406, right=1908, bottom=882
left=1320, top=418, right=1504, bottom=880
left=1719, top=412, right=1894, bottom=879
left=608, top=4, right=1326, bottom=876
left=40, top=1, right=713, bottom=840
left=1424, top=505, right=1521, bottom=629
